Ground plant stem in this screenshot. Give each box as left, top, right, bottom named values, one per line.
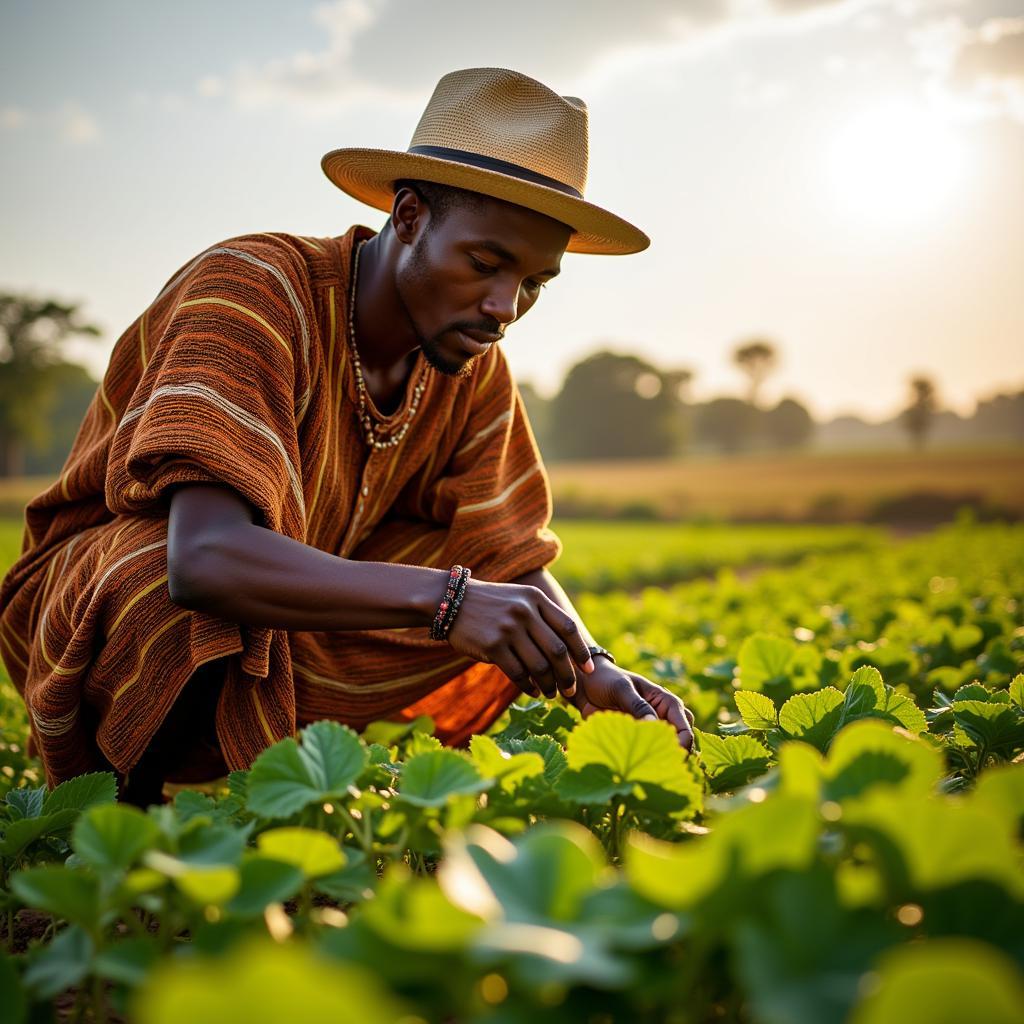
left=337, top=807, right=372, bottom=857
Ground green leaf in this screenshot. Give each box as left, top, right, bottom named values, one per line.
left=10, top=868, right=100, bottom=928
left=246, top=720, right=368, bottom=819
left=952, top=700, right=1024, bottom=756
left=133, top=937, right=408, bottom=1024
left=499, top=734, right=568, bottom=786
left=971, top=764, right=1024, bottom=830
left=1009, top=674, right=1024, bottom=709
left=360, top=869, right=483, bottom=952
left=778, top=742, right=825, bottom=800
left=778, top=688, right=845, bottom=752
left=5, top=787, right=44, bottom=821
left=626, top=795, right=820, bottom=910
left=698, top=732, right=773, bottom=793
left=176, top=822, right=248, bottom=866
left=469, top=734, right=545, bottom=790
left=42, top=771, right=117, bottom=816
left=256, top=827, right=346, bottom=878
left=72, top=803, right=161, bottom=871
left=849, top=939, right=1024, bottom=1024
left=225, top=856, right=305, bottom=917
left=397, top=750, right=491, bottom=808
left=565, top=711, right=689, bottom=790
left=296, top=720, right=368, bottom=793
left=738, top=633, right=795, bottom=690
left=360, top=715, right=434, bottom=747
left=314, top=848, right=378, bottom=905
left=440, top=822, right=605, bottom=924
left=839, top=666, right=926, bottom=735
left=841, top=789, right=1024, bottom=899
left=734, top=691, right=778, bottom=731
left=0, top=809, right=79, bottom=860
left=824, top=720, right=943, bottom=802
left=22, top=924, right=93, bottom=999
left=94, top=937, right=160, bottom=986
left=953, top=681, right=994, bottom=702
left=0, top=951, right=27, bottom=1024
left=174, top=866, right=240, bottom=906
left=555, top=764, right=633, bottom=805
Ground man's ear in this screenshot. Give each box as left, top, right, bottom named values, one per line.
left=391, top=186, right=428, bottom=246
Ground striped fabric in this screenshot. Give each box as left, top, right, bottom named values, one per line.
left=0, top=226, right=562, bottom=786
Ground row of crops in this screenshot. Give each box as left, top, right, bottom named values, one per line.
left=1, top=517, right=1022, bottom=1023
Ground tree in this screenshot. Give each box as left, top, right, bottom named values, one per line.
left=515, top=379, right=552, bottom=457
left=0, top=293, right=102, bottom=476
left=763, top=397, right=815, bottom=450
left=694, top=397, right=756, bottom=454
left=733, top=338, right=778, bottom=407
left=901, top=375, right=937, bottom=451
left=548, top=349, right=682, bottom=460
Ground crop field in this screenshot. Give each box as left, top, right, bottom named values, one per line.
left=548, top=447, right=1024, bottom=521
left=1, top=516, right=1023, bottom=1023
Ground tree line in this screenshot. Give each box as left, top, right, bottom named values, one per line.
left=0, top=292, right=1020, bottom=477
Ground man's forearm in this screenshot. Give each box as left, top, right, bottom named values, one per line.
left=512, top=567, right=598, bottom=649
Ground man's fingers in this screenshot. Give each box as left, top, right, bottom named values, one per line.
left=633, top=675, right=696, bottom=751
left=527, top=622, right=578, bottom=700
left=511, top=635, right=559, bottom=699
left=612, top=679, right=659, bottom=722
left=535, top=598, right=594, bottom=675
left=494, top=647, right=541, bottom=698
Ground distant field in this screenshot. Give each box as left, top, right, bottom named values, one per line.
left=2, top=446, right=1022, bottom=528
left=548, top=447, right=1024, bottom=521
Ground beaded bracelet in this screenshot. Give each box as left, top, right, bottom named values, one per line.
left=443, top=567, right=471, bottom=636
left=430, top=565, right=472, bottom=641
left=432, top=566, right=470, bottom=641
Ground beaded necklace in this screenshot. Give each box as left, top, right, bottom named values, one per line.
left=347, top=238, right=429, bottom=450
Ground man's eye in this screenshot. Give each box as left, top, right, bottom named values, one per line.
left=527, top=279, right=546, bottom=292
left=469, top=256, right=497, bottom=274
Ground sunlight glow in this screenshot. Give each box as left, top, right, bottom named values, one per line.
left=826, top=99, right=967, bottom=226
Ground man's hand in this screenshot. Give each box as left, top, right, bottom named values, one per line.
left=570, top=658, right=695, bottom=751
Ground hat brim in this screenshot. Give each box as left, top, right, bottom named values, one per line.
left=321, top=147, right=650, bottom=256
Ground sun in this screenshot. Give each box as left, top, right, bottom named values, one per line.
left=826, top=99, right=967, bottom=226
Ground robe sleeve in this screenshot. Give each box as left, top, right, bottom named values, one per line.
left=425, top=344, right=562, bottom=582
left=105, top=236, right=311, bottom=542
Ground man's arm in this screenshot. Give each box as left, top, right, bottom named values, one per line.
left=166, top=483, right=592, bottom=694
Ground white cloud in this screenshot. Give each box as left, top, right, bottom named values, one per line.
left=59, top=102, right=100, bottom=144
left=206, top=0, right=889, bottom=118
left=910, top=14, right=1024, bottom=123
left=197, top=75, right=225, bottom=99
left=734, top=70, right=793, bottom=107
left=1, top=106, right=28, bottom=130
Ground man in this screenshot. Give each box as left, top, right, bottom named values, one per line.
left=0, top=67, right=694, bottom=805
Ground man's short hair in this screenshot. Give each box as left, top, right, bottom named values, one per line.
left=392, top=178, right=488, bottom=229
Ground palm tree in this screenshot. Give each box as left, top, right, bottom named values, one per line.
left=902, top=375, right=937, bottom=451
left=732, top=339, right=778, bottom=408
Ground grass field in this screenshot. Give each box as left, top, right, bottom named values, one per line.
left=548, top=446, right=1024, bottom=520
left=2, top=446, right=1022, bottom=524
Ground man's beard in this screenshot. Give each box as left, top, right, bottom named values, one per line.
left=397, top=235, right=495, bottom=380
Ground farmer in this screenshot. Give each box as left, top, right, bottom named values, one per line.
left=0, top=67, right=694, bottom=805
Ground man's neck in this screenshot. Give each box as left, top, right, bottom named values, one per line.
left=350, top=231, right=421, bottom=378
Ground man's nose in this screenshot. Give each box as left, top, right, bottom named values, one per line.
left=481, top=283, right=519, bottom=327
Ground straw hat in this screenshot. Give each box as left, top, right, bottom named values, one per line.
left=321, top=67, right=649, bottom=256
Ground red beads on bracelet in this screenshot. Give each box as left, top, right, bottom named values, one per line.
left=430, top=564, right=472, bottom=641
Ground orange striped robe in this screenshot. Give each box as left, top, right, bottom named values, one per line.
left=0, top=226, right=562, bottom=785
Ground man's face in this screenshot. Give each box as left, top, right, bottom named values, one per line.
left=393, top=193, right=572, bottom=378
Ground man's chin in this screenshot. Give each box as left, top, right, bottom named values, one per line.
left=421, top=338, right=474, bottom=379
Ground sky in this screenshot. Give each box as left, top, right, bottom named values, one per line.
left=1, top=0, right=1023, bottom=422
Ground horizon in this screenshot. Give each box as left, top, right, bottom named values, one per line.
left=2, top=0, right=1023, bottom=423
